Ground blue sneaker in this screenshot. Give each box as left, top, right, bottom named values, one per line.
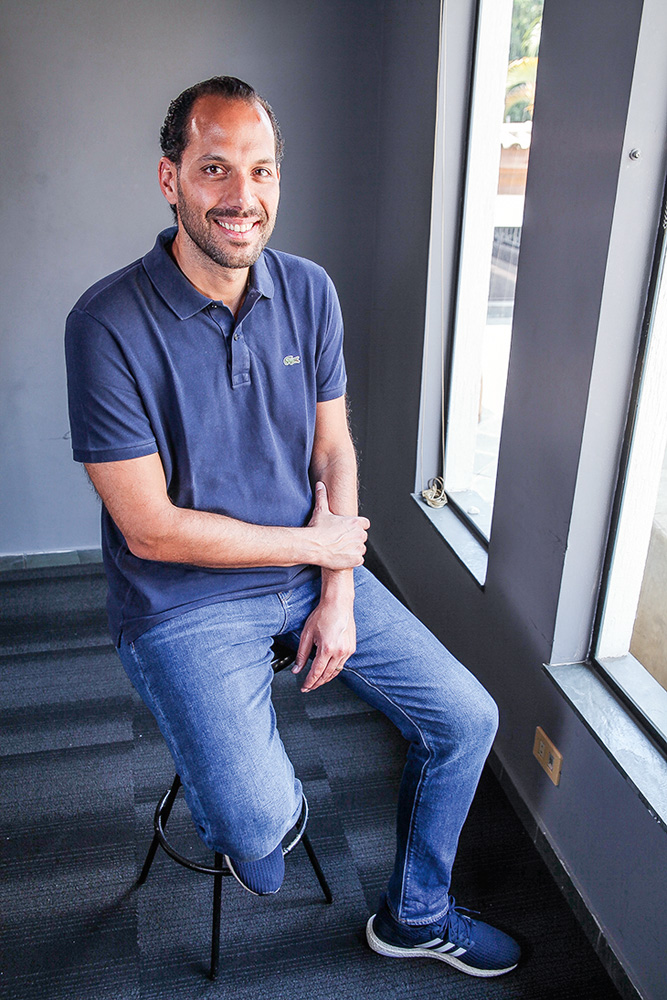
left=366, top=896, right=520, bottom=978
left=224, top=842, right=285, bottom=896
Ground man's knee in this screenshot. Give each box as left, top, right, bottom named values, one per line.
left=431, top=678, right=498, bottom=757
left=199, top=781, right=302, bottom=861
left=476, top=686, right=499, bottom=749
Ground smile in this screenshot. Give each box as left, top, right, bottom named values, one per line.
left=214, top=219, right=258, bottom=233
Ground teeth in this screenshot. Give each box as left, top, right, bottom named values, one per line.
left=218, top=220, right=255, bottom=233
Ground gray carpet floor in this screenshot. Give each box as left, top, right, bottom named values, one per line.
left=0, top=565, right=623, bottom=999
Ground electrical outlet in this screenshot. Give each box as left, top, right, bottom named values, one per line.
left=532, top=726, right=563, bottom=786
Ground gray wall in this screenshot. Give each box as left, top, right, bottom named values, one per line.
left=0, top=0, right=381, bottom=555
left=3, top=1, right=667, bottom=997
left=364, top=2, right=667, bottom=999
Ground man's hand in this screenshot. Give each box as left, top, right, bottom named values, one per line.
left=306, top=482, right=369, bottom=570
left=292, top=589, right=356, bottom=692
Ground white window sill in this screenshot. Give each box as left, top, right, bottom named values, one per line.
left=545, top=660, right=667, bottom=828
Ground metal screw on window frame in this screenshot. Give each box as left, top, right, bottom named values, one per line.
left=629, top=148, right=641, bottom=160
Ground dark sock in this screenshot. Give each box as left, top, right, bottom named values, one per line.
left=226, top=842, right=285, bottom=894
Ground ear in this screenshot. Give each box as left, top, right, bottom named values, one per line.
left=158, top=157, right=178, bottom=207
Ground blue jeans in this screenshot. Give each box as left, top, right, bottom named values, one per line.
left=118, top=566, right=498, bottom=925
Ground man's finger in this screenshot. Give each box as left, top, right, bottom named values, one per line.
left=313, top=480, right=329, bottom=513
left=303, top=657, right=345, bottom=692
left=293, top=629, right=314, bottom=673
left=300, top=646, right=331, bottom=692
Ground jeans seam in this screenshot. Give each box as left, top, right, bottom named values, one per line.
left=344, top=666, right=446, bottom=925
left=276, top=592, right=290, bottom=633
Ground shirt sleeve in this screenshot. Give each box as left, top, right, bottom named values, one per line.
left=65, top=308, right=158, bottom=463
left=315, top=274, right=347, bottom=402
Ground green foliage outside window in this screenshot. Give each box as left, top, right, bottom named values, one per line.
left=506, top=0, right=543, bottom=121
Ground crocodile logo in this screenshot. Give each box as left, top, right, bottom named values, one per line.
left=283, top=355, right=301, bottom=366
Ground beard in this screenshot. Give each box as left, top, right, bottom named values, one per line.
left=175, top=179, right=277, bottom=270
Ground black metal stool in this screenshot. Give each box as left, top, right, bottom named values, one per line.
left=135, top=641, right=333, bottom=980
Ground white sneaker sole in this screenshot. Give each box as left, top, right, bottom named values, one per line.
left=366, top=915, right=518, bottom=979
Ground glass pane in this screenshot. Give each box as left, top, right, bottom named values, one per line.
left=629, top=437, right=667, bottom=693
left=596, top=199, right=667, bottom=745
left=444, top=0, right=543, bottom=538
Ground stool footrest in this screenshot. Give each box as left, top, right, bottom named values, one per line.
left=137, top=772, right=333, bottom=980
left=148, top=776, right=310, bottom=877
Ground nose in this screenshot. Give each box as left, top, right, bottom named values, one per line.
left=225, top=171, right=253, bottom=211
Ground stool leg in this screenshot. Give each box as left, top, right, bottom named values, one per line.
left=301, top=832, right=333, bottom=903
left=210, top=852, right=224, bottom=980
left=136, top=832, right=161, bottom=887
left=136, top=775, right=182, bottom=887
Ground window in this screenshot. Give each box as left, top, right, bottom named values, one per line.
left=419, top=0, right=543, bottom=543
left=595, top=192, right=667, bottom=751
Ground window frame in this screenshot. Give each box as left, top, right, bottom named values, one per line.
left=417, top=0, right=542, bottom=554
left=592, top=178, right=667, bottom=756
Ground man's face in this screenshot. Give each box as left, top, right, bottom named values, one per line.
left=162, top=95, right=280, bottom=270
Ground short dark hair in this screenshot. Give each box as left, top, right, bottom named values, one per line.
left=160, top=75, right=284, bottom=167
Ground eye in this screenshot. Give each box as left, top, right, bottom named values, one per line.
left=203, top=164, right=224, bottom=175
left=253, top=167, right=272, bottom=177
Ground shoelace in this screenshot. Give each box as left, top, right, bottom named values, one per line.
left=440, top=896, right=479, bottom=948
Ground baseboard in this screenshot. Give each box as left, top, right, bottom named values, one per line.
left=487, top=753, right=643, bottom=1000
left=0, top=548, right=103, bottom=573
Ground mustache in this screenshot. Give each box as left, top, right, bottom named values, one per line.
left=207, top=208, right=265, bottom=222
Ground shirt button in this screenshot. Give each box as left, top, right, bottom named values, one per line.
left=233, top=333, right=240, bottom=340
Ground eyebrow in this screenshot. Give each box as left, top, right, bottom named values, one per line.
left=196, top=154, right=276, bottom=166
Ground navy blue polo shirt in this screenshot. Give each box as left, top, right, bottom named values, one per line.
left=65, top=228, right=347, bottom=644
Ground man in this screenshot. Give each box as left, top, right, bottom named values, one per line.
left=65, top=76, right=520, bottom=978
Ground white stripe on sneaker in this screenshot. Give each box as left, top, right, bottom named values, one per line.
left=416, top=938, right=444, bottom=949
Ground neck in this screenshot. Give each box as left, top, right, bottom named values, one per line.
left=170, top=230, right=250, bottom=316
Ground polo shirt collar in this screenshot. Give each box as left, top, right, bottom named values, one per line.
left=249, top=250, right=274, bottom=301
left=143, top=226, right=275, bottom=320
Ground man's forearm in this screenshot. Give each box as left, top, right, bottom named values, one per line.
left=130, top=505, right=318, bottom=567
left=131, top=501, right=368, bottom=573
left=310, top=431, right=360, bottom=602
left=292, top=413, right=361, bottom=687
left=84, top=454, right=368, bottom=571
